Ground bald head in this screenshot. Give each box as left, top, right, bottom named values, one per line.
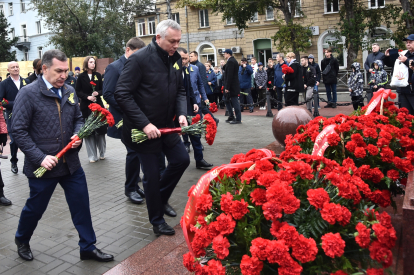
left=7, top=62, right=20, bottom=78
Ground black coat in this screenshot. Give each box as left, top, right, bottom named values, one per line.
left=11, top=77, right=83, bottom=178
left=267, top=66, right=275, bottom=87
left=0, top=76, right=31, bottom=117
left=285, top=61, right=304, bottom=93
left=27, top=72, right=38, bottom=83
left=114, top=37, right=187, bottom=153
left=303, top=65, right=316, bottom=87
left=75, top=71, right=107, bottom=135
left=103, top=55, right=127, bottom=139
left=65, top=75, right=77, bottom=89
left=321, top=56, right=339, bottom=84
left=223, top=56, right=240, bottom=97
left=384, top=50, right=414, bottom=94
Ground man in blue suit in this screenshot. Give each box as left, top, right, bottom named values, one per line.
left=178, top=48, right=213, bottom=170
left=103, top=37, right=146, bottom=204
left=0, top=61, right=30, bottom=174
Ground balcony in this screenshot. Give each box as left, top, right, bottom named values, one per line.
left=16, top=36, right=30, bottom=51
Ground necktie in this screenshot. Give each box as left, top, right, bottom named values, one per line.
left=51, top=87, right=61, bottom=99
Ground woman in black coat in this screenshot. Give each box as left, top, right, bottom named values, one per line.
left=75, top=56, right=107, bottom=162
left=284, top=52, right=304, bottom=106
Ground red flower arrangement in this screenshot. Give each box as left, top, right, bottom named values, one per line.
left=281, top=64, right=294, bottom=74
left=208, top=102, right=218, bottom=113
left=1, top=98, right=8, bottom=105
left=34, top=103, right=114, bottom=177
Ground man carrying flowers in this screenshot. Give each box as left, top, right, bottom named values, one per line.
left=11, top=50, right=113, bottom=263
left=115, top=20, right=190, bottom=236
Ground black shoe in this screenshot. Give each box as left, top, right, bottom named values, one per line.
left=225, top=117, right=235, bottom=123
left=153, top=222, right=175, bottom=236
left=11, top=163, right=18, bottom=174
left=225, top=110, right=229, bottom=116
left=241, top=109, right=244, bottom=112
left=229, top=120, right=242, bottom=124
left=214, top=118, right=219, bottom=125
left=185, top=145, right=191, bottom=153
left=0, top=196, right=11, bottom=206
left=196, top=159, right=213, bottom=170
left=332, top=103, right=337, bottom=108
left=15, top=238, right=33, bottom=261
left=324, top=103, right=333, bottom=108
left=164, top=203, right=177, bottom=217
left=125, top=191, right=144, bottom=204
left=137, top=186, right=145, bottom=198
left=80, top=248, right=114, bottom=262
left=249, top=109, right=254, bottom=113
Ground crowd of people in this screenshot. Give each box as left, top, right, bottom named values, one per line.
left=1, top=17, right=414, bottom=265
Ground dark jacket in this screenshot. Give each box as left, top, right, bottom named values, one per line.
left=205, top=68, right=217, bottom=95
left=0, top=76, right=30, bottom=117
left=384, top=50, right=414, bottom=94
left=309, top=61, right=321, bottom=82
left=11, top=77, right=83, bottom=178
left=369, top=60, right=388, bottom=91
left=285, top=60, right=304, bottom=93
left=65, top=75, right=77, bottom=89
left=238, top=64, right=253, bottom=89
left=183, top=66, right=198, bottom=115
left=103, top=55, right=127, bottom=139
left=267, top=65, right=275, bottom=88
left=223, top=56, right=240, bottom=97
left=274, top=61, right=287, bottom=88
left=188, top=64, right=207, bottom=103
left=303, top=65, right=316, bottom=87
left=364, top=51, right=385, bottom=72
left=191, top=60, right=208, bottom=89
left=114, top=36, right=187, bottom=153
left=321, top=56, right=339, bottom=84
left=27, top=72, right=38, bottom=83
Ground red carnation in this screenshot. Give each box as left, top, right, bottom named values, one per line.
left=327, top=133, right=341, bottom=146
left=209, top=102, right=218, bottom=113
left=205, top=259, right=226, bottom=275
left=183, top=252, right=200, bottom=272
left=212, top=235, right=230, bottom=259
left=187, top=185, right=195, bottom=197
left=321, top=232, right=346, bottom=258
left=369, top=190, right=391, bottom=208
left=265, top=240, right=290, bottom=264
left=240, top=170, right=261, bottom=184
left=191, top=114, right=201, bottom=125
left=363, top=128, right=378, bottom=139
left=366, top=268, right=384, bottom=275
left=372, top=223, right=396, bottom=249
left=230, top=153, right=246, bottom=163
left=369, top=241, right=393, bottom=268
left=307, top=188, right=330, bottom=209
left=195, top=193, right=213, bottom=213
left=262, top=200, right=282, bottom=220
left=345, top=140, right=357, bottom=153
left=278, top=256, right=303, bottom=275
left=240, top=255, right=263, bottom=275
left=291, top=235, right=318, bottom=263
left=256, top=170, right=278, bottom=187
left=320, top=202, right=351, bottom=226
left=331, top=271, right=348, bottom=275
left=376, top=212, right=393, bottom=229
left=274, top=223, right=299, bottom=247
left=355, top=222, right=371, bottom=248
left=213, top=213, right=236, bottom=235
left=230, top=199, right=249, bottom=220
left=354, top=147, right=366, bottom=158
left=255, top=159, right=274, bottom=172
left=250, top=188, right=267, bottom=206
left=250, top=237, right=269, bottom=261
left=367, top=144, right=379, bottom=156
left=90, top=81, right=96, bottom=86
left=220, top=192, right=233, bottom=213
left=380, top=147, right=394, bottom=163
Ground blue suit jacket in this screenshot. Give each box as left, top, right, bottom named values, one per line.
left=0, top=76, right=30, bottom=116
left=103, top=55, right=126, bottom=139
left=238, top=65, right=253, bottom=89
left=205, top=69, right=217, bottom=95
left=188, top=64, right=207, bottom=104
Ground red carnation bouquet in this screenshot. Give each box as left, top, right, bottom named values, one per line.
left=208, top=102, right=218, bottom=113
left=281, top=64, right=293, bottom=74
left=1, top=98, right=8, bottom=105
left=34, top=103, right=115, bottom=177
left=132, top=113, right=217, bottom=145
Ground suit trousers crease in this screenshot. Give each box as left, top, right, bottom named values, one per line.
left=15, top=167, right=97, bottom=251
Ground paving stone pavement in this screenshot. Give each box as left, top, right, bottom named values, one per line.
left=0, top=112, right=280, bottom=275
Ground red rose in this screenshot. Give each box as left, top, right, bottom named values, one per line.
left=369, top=241, right=393, bottom=268
left=212, top=235, right=230, bottom=259
left=250, top=188, right=267, bottom=206
left=240, top=255, right=263, bottom=275
left=213, top=213, right=236, bottom=235
left=321, top=232, right=346, bottom=258
left=291, top=235, right=318, bottom=263
left=307, top=188, right=330, bottom=209
left=220, top=192, right=233, bottom=213
left=195, top=193, right=213, bottom=213
left=355, top=222, right=371, bottom=248
left=366, top=268, right=384, bottom=275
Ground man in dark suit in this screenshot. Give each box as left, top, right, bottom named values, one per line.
left=0, top=61, right=31, bottom=173
left=223, top=49, right=242, bottom=124
left=65, top=72, right=77, bottom=89
left=103, top=37, right=146, bottom=204
left=27, top=59, right=40, bottom=83
left=115, top=20, right=190, bottom=236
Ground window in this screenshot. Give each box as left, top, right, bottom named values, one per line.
left=137, top=18, right=146, bottom=36
left=8, top=3, right=13, bottom=16
left=250, top=12, right=258, bottom=22
left=266, top=6, right=274, bottom=20
left=199, top=9, right=209, bottom=28
left=36, top=21, right=41, bottom=34
left=369, top=0, right=385, bottom=8
left=322, top=34, right=345, bottom=67
left=226, top=17, right=235, bottom=25
left=0, top=4, right=4, bottom=16
left=38, top=47, right=43, bottom=59
left=10, top=28, right=14, bottom=39
left=148, top=17, right=155, bottom=35
left=24, top=50, right=28, bottom=61
left=21, top=24, right=27, bottom=41
left=325, top=0, right=339, bottom=13
left=288, top=0, right=302, bottom=17
left=172, top=13, right=180, bottom=25
left=20, top=0, right=25, bottom=12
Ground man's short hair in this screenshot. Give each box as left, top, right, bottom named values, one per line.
left=207, top=60, right=212, bottom=65
left=177, top=47, right=187, bottom=54
left=156, top=19, right=181, bottom=39
left=325, top=48, right=333, bottom=53
left=268, top=58, right=273, bottom=61
left=32, top=58, right=40, bottom=69
left=251, top=57, right=257, bottom=61
left=301, top=56, right=308, bottom=60
left=372, top=43, right=380, bottom=47
left=190, top=51, right=198, bottom=57
left=126, top=37, right=145, bottom=51
left=42, top=49, right=68, bottom=68
left=277, top=53, right=285, bottom=59
left=82, top=56, right=97, bottom=72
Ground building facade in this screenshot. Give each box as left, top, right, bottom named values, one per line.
left=135, top=0, right=399, bottom=70
left=0, top=0, right=54, bottom=62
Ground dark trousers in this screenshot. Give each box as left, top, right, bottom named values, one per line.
left=257, top=88, right=266, bottom=107
left=137, top=141, right=190, bottom=225
left=15, top=167, right=96, bottom=251
left=200, top=101, right=216, bottom=119
left=123, top=143, right=141, bottom=194
left=239, top=88, right=254, bottom=111
left=398, top=93, right=414, bottom=115
left=275, top=87, right=284, bottom=110
left=0, top=170, right=4, bottom=196
left=351, top=95, right=364, bottom=110
left=251, top=87, right=258, bottom=103
left=182, top=134, right=203, bottom=161
left=285, top=91, right=299, bottom=106
left=325, top=84, right=337, bottom=103
left=6, top=115, right=18, bottom=164
left=225, top=95, right=242, bottom=121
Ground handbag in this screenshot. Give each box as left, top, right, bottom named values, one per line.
left=322, top=64, right=331, bottom=75
left=390, top=50, right=409, bottom=87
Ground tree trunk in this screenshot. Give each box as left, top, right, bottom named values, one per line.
left=400, top=0, right=414, bottom=33
left=280, top=2, right=300, bottom=59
